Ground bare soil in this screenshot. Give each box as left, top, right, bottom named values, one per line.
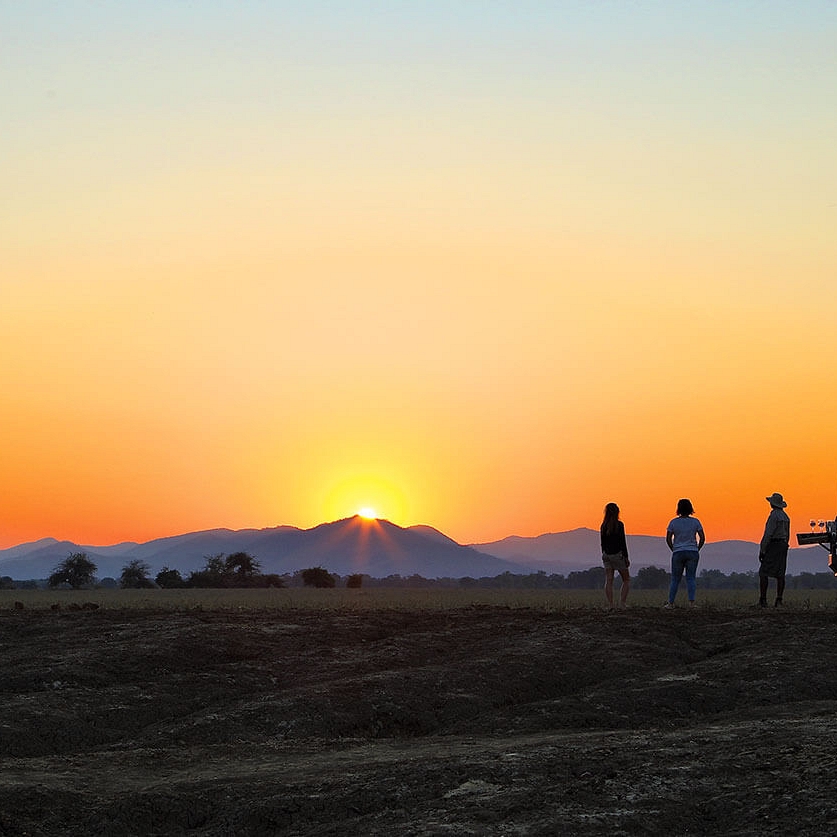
left=1, top=603, right=837, bottom=835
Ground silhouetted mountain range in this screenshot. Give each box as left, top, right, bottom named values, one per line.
left=0, top=518, right=520, bottom=581
left=475, top=527, right=827, bottom=575
left=0, top=520, right=828, bottom=581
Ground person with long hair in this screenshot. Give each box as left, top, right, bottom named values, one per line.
left=664, top=498, right=705, bottom=608
left=600, top=502, right=630, bottom=609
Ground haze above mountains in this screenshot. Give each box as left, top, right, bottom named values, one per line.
left=0, top=517, right=829, bottom=580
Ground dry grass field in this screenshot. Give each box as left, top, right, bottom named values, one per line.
left=2, top=589, right=837, bottom=835
left=5, top=586, right=837, bottom=612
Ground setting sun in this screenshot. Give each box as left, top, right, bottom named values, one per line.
left=357, top=507, right=378, bottom=520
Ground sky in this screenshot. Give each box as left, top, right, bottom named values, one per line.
left=2, top=1, right=836, bottom=549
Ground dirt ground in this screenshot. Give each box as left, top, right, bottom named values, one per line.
left=2, top=602, right=837, bottom=836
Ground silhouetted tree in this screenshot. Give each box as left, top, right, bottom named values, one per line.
left=346, top=573, right=363, bottom=589
left=156, top=567, right=186, bottom=588
left=565, top=567, right=606, bottom=589
left=634, top=566, right=670, bottom=590
left=188, top=554, right=227, bottom=588
left=119, top=559, right=154, bottom=589
left=698, top=569, right=726, bottom=589
left=301, top=566, right=336, bottom=588
left=48, top=552, right=97, bottom=589
left=224, top=551, right=260, bottom=583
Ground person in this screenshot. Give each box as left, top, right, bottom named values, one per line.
left=664, top=498, right=705, bottom=608
left=758, top=492, right=790, bottom=607
left=600, top=502, right=630, bottom=609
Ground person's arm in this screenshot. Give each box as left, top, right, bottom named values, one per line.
left=760, top=514, right=776, bottom=553
left=697, top=527, right=705, bottom=551
left=666, top=528, right=674, bottom=551
left=620, top=522, right=629, bottom=558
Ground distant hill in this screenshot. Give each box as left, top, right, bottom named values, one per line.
left=0, top=518, right=524, bottom=581
left=2, top=521, right=831, bottom=582
left=472, top=527, right=831, bottom=575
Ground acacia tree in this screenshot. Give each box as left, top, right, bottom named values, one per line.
left=119, top=559, right=154, bottom=589
left=224, top=552, right=261, bottom=584
left=48, top=552, right=97, bottom=589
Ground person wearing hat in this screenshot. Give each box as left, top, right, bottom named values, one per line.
left=758, top=492, right=791, bottom=607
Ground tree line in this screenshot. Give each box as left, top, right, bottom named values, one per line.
left=9, top=552, right=835, bottom=592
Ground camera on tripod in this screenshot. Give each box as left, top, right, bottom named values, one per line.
left=796, top=518, right=837, bottom=574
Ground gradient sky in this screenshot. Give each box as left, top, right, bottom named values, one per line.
left=3, top=1, right=836, bottom=549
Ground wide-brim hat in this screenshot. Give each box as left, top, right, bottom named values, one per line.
left=766, top=492, right=787, bottom=508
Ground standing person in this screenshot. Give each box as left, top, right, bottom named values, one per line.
left=758, top=492, right=790, bottom=607
left=600, top=502, right=630, bottom=609
left=664, top=498, right=705, bottom=608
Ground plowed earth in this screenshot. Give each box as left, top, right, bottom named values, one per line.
left=2, top=605, right=837, bottom=836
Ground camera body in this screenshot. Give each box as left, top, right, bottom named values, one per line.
left=796, top=519, right=837, bottom=574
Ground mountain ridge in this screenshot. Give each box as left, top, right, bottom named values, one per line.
left=0, top=521, right=829, bottom=580
left=0, top=518, right=522, bottom=581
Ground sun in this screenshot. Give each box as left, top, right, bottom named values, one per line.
left=357, top=506, right=378, bottom=520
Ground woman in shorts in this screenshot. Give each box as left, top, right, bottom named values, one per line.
left=601, top=502, right=630, bottom=609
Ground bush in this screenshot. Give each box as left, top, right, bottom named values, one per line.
left=301, top=567, right=336, bottom=588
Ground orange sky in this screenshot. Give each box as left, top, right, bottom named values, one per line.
left=2, top=3, right=836, bottom=549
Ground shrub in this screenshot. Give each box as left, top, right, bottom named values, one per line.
left=301, top=567, right=336, bottom=588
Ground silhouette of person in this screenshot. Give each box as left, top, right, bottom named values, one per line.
left=600, top=502, right=630, bottom=609
left=664, top=498, right=705, bottom=608
left=758, top=492, right=790, bottom=607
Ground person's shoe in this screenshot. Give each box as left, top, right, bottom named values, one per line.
left=663, top=602, right=675, bottom=609
left=774, top=598, right=783, bottom=607
left=758, top=599, right=767, bottom=608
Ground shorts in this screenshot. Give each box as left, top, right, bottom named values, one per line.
left=759, top=539, right=789, bottom=579
left=602, top=552, right=629, bottom=572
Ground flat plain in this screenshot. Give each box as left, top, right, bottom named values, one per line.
left=2, top=589, right=837, bottom=835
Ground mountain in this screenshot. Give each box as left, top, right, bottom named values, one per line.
left=2, top=521, right=831, bottom=582
left=473, top=527, right=831, bottom=575
left=0, top=518, right=524, bottom=581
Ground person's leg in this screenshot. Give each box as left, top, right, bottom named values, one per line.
left=759, top=574, right=769, bottom=606
left=604, top=566, right=615, bottom=607
left=775, top=543, right=788, bottom=605
left=775, top=574, right=785, bottom=605
left=685, top=552, right=699, bottom=603
left=618, top=568, right=630, bottom=606
left=668, top=552, right=685, bottom=604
